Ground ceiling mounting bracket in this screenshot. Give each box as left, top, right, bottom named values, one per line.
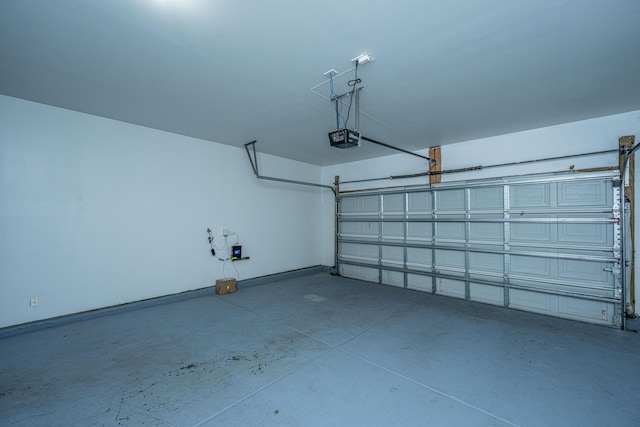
left=351, top=54, right=374, bottom=64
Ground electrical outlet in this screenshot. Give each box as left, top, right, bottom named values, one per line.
left=222, top=228, right=230, bottom=237
left=30, top=296, right=40, bottom=307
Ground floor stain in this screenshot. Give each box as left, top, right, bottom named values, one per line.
left=304, top=294, right=327, bottom=303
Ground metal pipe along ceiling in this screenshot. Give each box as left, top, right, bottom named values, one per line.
left=244, top=141, right=335, bottom=193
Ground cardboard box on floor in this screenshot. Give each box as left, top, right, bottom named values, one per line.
left=216, top=278, right=237, bottom=295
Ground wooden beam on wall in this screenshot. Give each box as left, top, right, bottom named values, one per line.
left=429, top=146, right=441, bottom=184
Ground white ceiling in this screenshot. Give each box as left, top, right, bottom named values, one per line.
left=1, top=0, right=639, bottom=166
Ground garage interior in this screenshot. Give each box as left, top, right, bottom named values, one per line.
left=1, top=1, right=640, bottom=426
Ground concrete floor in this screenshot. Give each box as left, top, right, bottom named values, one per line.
left=1, top=272, right=639, bottom=426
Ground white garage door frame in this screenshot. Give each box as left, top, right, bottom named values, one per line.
left=336, top=170, right=624, bottom=327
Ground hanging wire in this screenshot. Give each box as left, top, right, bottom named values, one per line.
left=343, top=61, right=361, bottom=129
left=329, top=73, right=337, bottom=129
left=348, top=60, right=362, bottom=87
left=329, top=73, right=345, bottom=129
left=355, top=87, right=360, bottom=131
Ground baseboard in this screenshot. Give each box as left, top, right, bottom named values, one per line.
left=0, top=265, right=330, bottom=339
left=239, top=265, right=329, bottom=288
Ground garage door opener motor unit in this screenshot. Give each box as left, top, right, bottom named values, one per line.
left=329, top=129, right=361, bottom=148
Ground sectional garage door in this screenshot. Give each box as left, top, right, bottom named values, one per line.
left=336, top=171, right=623, bottom=327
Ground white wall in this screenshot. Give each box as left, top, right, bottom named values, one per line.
left=321, top=111, right=640, bottom=312
left=0, top=95, right=328, bottom=328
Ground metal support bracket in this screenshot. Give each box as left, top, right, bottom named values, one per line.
left=244, top=141, right=336, bottom=194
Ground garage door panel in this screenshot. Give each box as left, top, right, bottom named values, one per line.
left=511, top=184, right=551, bottom=208
left=408, top=192, right=432, bottom=213
left=339, top=264, right=378, bottom=283
left=407, top=274, right=432, bottom=292
left=510, top=289, right=558, bottom=313
left=337, top=171, right=622, bottom=327
left=341, top=195, right=379, bottom=214
left=470, top=283, right=504, bottom=306
left=470, top=187, right=503, bottom=210
left=381, top=270, right=404, bottom=287
left=508, top=276, right=612, bottom=300
left=436, top=189, right=465, bottom=211
left=407, top=247, right=432, bottom=269
left=382, top=193, right=404, bottom=214
left=437, top=278, right=465, bottom=298
left=339, top=243, right=378, bottom=261
left=381, top=246, right=403, bottom=266
left=470, top=221, right=503, bottom=241
left=381, top=222, right=403, bottom=240
left=558, top=298, right=615, bottom=324
left=558, top=259, right=611, bottom=284
left=558, top=221, right=611, bottom=246
left=557, top=180, right=609, bottom=207
left=435, top=249, right=465, bottom=269
left=436, top=219, right=465, bottom=240
left=469, top=251, right=503, bottom=274
left=511, top=255, right=552, bottom=276
left=407, top=223, right=431, bottom=241
left=340, top=221, right=378, bottom=238
left=511, top=222, right=552, bottom=243
left=511, top=289, right=614, bottom=325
